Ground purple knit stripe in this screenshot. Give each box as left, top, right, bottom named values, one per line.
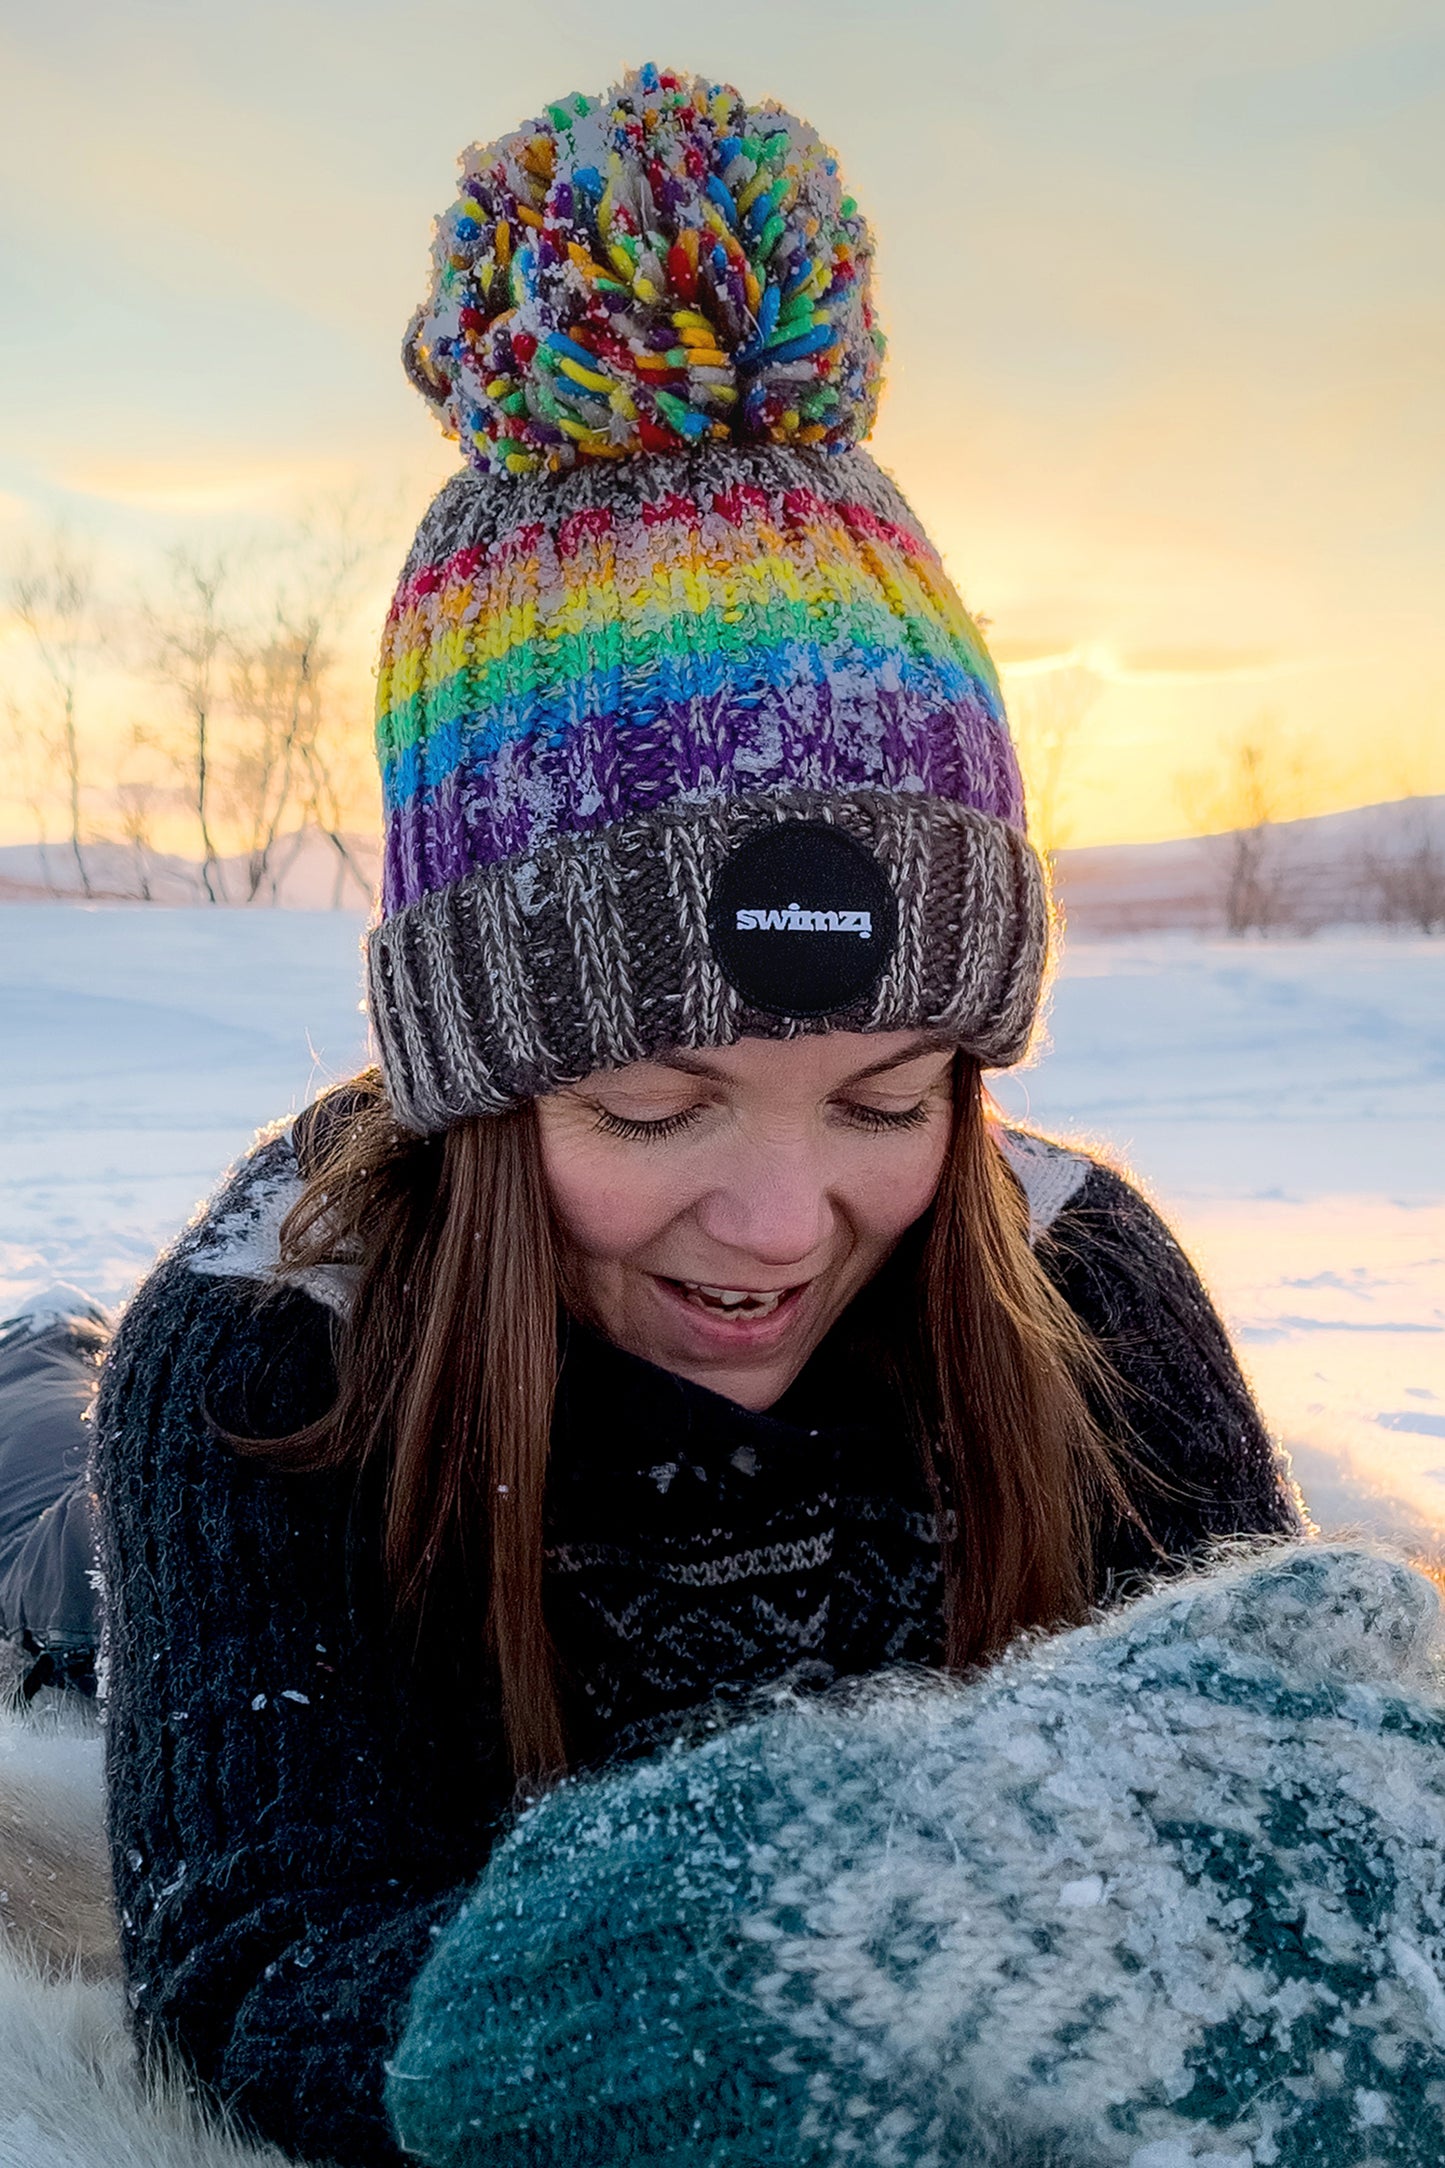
left=382, top=682, right=1023, bottom=912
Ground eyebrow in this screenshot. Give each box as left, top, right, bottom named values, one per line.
left=654, top=1034, right=954, bottom=1088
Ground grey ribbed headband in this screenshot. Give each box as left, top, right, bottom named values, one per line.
left=368, top=788, right=1048, bottom=1132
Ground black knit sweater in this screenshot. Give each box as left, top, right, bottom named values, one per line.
left=92, top=1123, right=1298, bottom=2168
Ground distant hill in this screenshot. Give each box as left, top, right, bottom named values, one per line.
left=0, top=829, right=380, bottom=909
left=2, top=797, right=1442, bottom=934
left=1053, top=796, right=1445, bottom=936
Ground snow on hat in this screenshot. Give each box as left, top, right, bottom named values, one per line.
left=367, top=64, right=1047, bottom=1131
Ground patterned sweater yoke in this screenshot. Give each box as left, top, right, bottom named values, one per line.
left=92, top=1119, right=1299, bottom=2167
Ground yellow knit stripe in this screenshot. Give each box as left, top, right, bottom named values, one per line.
left=376, top=539, right=981, bottom=718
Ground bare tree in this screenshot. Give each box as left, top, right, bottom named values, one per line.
left=10, top=534, right=96, bottom=896
left=1180, top=725, right=1310, bottom=937
left=297, top=732, right=375, bottom=905
left=227, top=609, right=371, bottom=904
left=148, top=550, right=230, bottom=902
left=1006, top=664, right=1099, bottom=862
left=111, top=722, right=173, bottom=903
left=1363, top=797, right=1445, bottom=934
left=226, top=619, right=314, bottom=900
left=233, top=500, right=382, bottom=905
left=0, top=693, right=62, bottom=893
left=122, top=496, right=386, bottom=906
left=1219, top=741, right=1289, bottom=936
left=113, top=781, right=156, bottom=901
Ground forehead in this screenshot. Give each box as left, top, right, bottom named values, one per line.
left=595, top=1030, right=954, bottom=1095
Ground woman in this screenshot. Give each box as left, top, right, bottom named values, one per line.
left=89, top=67, right=1297, bottom=2168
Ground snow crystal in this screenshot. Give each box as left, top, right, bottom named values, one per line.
left=1058, top=1874, right=1105, bottom=1907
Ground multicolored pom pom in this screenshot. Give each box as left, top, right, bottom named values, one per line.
left=404, top=64, right=886, bottom=477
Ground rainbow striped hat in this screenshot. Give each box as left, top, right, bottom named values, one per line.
left=368, top=65, right=1047, bottom=1130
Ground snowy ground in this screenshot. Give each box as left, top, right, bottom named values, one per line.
left=3, top=907, right=1442, bottom=1549
left=990, top=939, right=1445, bottom=1554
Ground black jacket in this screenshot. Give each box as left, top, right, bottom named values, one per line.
left=93, top=1121, right=1299, bottom=2166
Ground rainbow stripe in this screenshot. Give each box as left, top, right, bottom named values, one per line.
left=376, top=482, right=1020, bottom=914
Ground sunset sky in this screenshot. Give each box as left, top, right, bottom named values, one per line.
left=2, top=0, right=1440, bottom=849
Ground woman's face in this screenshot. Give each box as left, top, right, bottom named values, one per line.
left=535, top=1031, right=956, bottom=1411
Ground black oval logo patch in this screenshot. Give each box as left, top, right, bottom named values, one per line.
left=707, top=821, right=899, bottom=1017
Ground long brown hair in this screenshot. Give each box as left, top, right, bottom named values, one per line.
left=239, top=1058, right=1132, bottom=1779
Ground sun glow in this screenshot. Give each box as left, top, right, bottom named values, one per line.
left=2, top=7, right=1439, bottom=855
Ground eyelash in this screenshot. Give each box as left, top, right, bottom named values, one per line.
left=841, top=1100, right=933, bottom=1133
left=590, top=1100, right=934, bottom=1142
left=592, top=1107, right=704, bottom=1142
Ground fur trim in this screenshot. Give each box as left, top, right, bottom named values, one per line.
left=181, top=1131, right=354, bottom=1316
left=0, top=1695, right=304, bottom=2168
left=993, top=1124, right=1090, bottom=1241
left=0, top=1696, right=114, bottom=1983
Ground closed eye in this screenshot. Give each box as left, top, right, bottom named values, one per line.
left=587, top=1098, right=939, bottom=1141
left=590, top=1105, right=707, bottom=1142
left=835, top=1100, right=933, bottom=1132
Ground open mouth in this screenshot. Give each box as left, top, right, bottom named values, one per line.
left=667, top=1279, right=802, bottom=1321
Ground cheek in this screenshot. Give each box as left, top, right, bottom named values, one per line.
left=838, top=1125, right=952, bottom=1246
left=540, top=1143, right=686, bottom=1263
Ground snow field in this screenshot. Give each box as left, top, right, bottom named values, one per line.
left=2, top=907, right=372, bottom=1310
left=990, top=937, right=1445, bottom=1549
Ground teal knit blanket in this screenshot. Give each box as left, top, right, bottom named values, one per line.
left=386, top=1546, right=1445, bottom=2166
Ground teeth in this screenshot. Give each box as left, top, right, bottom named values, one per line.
left=679, top=1280, right=787, bottom=1317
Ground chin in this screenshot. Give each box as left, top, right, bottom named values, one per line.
left=679, top=1355, right=799, bottom=1412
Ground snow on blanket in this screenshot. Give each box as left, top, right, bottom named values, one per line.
left=391, top=1544, right=1445, bottom=2168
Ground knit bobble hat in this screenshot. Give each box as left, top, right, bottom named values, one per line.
left=368, top=64, right=1047, bottom=1131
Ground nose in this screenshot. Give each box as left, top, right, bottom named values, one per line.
left=692, top=1135, right=834, bottom=1271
